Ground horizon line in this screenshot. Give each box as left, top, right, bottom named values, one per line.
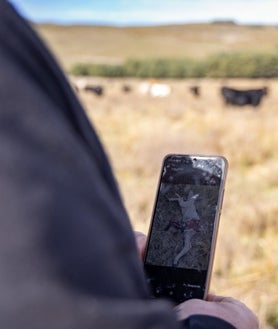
left=32, top=19, right=278, bottom=28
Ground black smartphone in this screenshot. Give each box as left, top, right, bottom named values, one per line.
left=143, top=154, right=228, bottom=304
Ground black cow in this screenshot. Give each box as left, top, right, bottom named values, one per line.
left=189, top=85, right=200, bottom=97
left=221, top=86, right=268, bottom=108
left=84, top=85, right=104, bottom=96
left=122, top=84, right=132, bottom=93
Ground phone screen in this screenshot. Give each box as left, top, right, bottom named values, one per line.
left=144, top=154, right=227, bottom=304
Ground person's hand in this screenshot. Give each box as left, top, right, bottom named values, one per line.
left=134, top=231, right=147, bottom=260
left=133, top=231, right=258, bottom=329
left=175, top=294, right=259, bottom=329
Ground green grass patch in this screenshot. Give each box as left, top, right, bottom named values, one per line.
left=267, top=309, right=278, bottom=329
left=70, top=52, right=278, bottom=78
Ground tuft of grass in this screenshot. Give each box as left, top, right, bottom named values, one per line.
left=267, top=310, right=278, bottom=329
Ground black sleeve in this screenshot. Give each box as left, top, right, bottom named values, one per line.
left=182, top=315, right=236, bottom=329
left=0, top=0, right=148, bottom=300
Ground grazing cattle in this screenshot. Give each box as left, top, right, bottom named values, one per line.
left=221, top=86, right=268, bottom=108
left=84, top=85, right=104, bottom=96
left=189, top=85, right=200, bottom=97
left=73, top=79, right=104, bottom=96
left=138, top=81, right=171, bottom=98
left=150, top=83, right=171, bottom=97
left=74, top=78, right=88, bottom=92
left=122, top=84, right=132, bottom=93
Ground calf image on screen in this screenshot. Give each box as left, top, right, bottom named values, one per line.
left=144, top=154, right=228, bottom=303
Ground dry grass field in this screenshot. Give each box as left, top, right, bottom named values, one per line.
left=35, top=22, right=278, bottom=328
left=36, top=23, right=278, bottom=70
left=73, top=76, right=278, bottom=329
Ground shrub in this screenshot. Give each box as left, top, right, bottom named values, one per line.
left=205, top=52, right=278, bottom=78
left=267, top=309, right=278, bottom=329
left=70, top=52, right=278, bottom=78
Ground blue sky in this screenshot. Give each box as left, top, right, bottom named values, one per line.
left=9, top=0, right=278, bottom=26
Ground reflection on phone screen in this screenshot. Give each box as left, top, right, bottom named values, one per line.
left=144, top=155, right=226, bottom=303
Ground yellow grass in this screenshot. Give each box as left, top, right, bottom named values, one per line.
left=73, top=76, right=278, bottom=329
left=35, top=23, right=278, bottom=70
left=35, top=21, right=278, bottom=328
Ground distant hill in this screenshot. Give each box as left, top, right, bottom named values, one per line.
left=34, top=22, right=278, bottom=71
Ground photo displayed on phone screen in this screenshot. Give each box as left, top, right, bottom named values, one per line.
left=144, top=154, right=227, bottom=304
